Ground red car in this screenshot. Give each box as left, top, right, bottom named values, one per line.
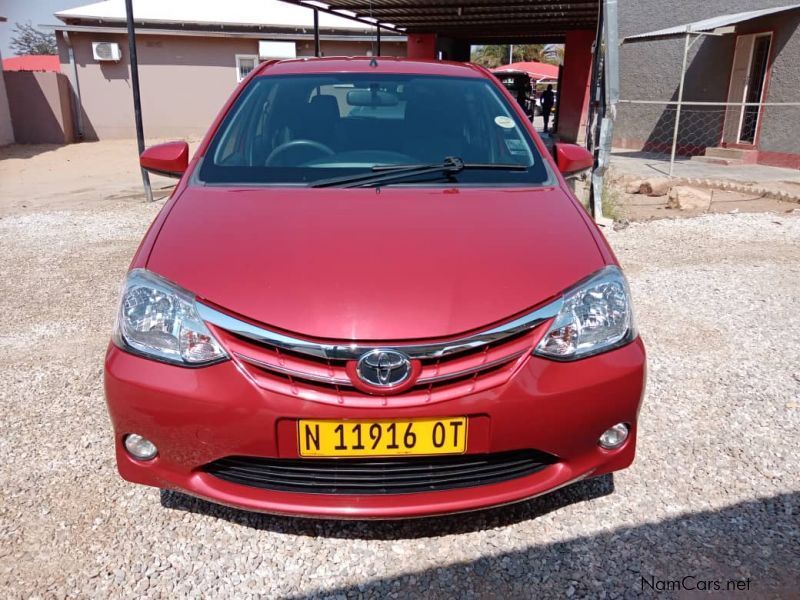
left=106, top=57, right=645, bottom=519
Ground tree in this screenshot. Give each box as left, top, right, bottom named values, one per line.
left=471, top=44, right=563, bottom=69
left=9, top=21, right=57, bottom=55
left=548, top=45, right=565, bottom=65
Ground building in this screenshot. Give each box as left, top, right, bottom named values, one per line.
left=53, top=0, right=405, bottom=140
left=1, top=36, right=73, bottom=145
left=616, top=1, right=800, bottom=168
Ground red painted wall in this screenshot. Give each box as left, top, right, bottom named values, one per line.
left=407, top=33, right=437, bottom=59
left=557, top=30, right=594, bottom=143
left=756, top=151, right=800, bottom=169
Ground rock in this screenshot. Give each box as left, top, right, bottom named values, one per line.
left=667, top=185, right=713, bottom=211
left=624, top=179, right=645, bottom=194
left=613, top=218, right=630, bottom=231
left=623, top=177, right=671, bottom=196
left=640, top=177, right=673, bottom=197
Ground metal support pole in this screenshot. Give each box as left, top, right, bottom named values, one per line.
left=586, top=6, right=604, bottom=151
left=313, top=9, right=320, bottom=57
left=603, top=0, right=620, bottom=109
left=669, top=32, right=691, bottom=177
left=589, top=0, right=620, bottom=221
left=508, top=44, right=513, bottom=64
left=376, top=26, right=381, bottom=56
left=124, top=0, right=153, bottom=202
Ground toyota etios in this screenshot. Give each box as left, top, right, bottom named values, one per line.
left=105, top=57, right=646, bottom=518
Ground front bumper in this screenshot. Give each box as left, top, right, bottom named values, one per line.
left=104, top=337, right=646, bottom=519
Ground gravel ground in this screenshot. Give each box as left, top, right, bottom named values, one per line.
left=1, top=197, right=799, bottom=598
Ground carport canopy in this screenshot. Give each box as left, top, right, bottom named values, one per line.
left=623, top=3, right=800, bottom=42
left=269, top=0, right=617, bottom=221
left=279, top=0, right=599, bottom=43
left=121, top=0, right=617, bottom=218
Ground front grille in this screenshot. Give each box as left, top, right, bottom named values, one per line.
left=200, top=300, right=559, bottom=404
left=204, top=450, right=555, bottom=495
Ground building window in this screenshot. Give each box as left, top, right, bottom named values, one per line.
left=235, top=55, right=258, bottom=82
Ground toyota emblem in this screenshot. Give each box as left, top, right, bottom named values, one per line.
left=356, top=349, right=412, bottom=387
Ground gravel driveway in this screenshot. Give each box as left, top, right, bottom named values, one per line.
left=1, top=192, right=798, bottom=597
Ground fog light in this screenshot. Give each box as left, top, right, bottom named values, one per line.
left=598, top=423, right=629, bottom=450
left=124, top=433, right=158, bottom=460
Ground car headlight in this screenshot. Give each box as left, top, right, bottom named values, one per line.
left=112, top=269, right=227, bottom=366
left=534, top=265, right=635, bottom=360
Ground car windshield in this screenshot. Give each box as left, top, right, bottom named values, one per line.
left=198, top=73, right=550, bottom=186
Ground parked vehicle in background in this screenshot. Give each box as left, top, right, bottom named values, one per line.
left=492, top=69, right=534, bottom=118
left=106, top=57, right=646, bottom=519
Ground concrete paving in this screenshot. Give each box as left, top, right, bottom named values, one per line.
left=611, top=150, right=800, bottom=184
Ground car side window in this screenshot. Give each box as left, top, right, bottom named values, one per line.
left=214, top=80, right=278, bottom=166
left=214, top=86, right=259, bottom=165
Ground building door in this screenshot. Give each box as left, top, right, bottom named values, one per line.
left=722, top=33, right=772, bottom=146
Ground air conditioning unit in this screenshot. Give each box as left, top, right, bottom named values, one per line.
left=92, top=42, right=122, bottom=62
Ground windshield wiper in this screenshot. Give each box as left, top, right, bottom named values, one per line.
left=309, top=157, right=528, bottom=188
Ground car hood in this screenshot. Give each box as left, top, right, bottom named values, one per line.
left=147, top=185, right=604, bottom=341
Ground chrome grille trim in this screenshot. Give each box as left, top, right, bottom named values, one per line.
left=233, top=353, right=351, bottom=386
left=197, top=298, right=561, bottom=361
left=416, top=350, right=527, bottom=384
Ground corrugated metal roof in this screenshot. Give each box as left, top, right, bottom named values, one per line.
left=278, top=0, right=599, bottom=43
left=623, top=3, right=800, bottom=42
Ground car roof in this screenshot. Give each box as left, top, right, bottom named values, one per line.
left=257, top=56, right=486, bottom=78
left=492, top=70, right=530, bottom=78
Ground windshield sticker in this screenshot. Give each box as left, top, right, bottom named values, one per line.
left=494, top=116, right=516, bottom=129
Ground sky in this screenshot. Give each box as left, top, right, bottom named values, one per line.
left=0, top=0, right=86, bottom=58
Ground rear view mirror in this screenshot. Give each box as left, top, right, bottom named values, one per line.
left=554, top=143, right=594, bottom=176
left=346, top=89, right=399, bottom=107
left=140, top=141, right=189, bottom=178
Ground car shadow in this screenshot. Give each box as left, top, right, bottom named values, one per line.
left=159, top=474, right=614, bottom=540
left=283, top=492, right=799, bottom=598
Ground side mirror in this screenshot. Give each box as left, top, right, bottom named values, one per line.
left=140, top=141, right=189, bottom=178
left=554, top=143, right=594, bottom=176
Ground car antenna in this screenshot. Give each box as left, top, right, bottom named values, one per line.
left=369, top=0, right=378, bottom=67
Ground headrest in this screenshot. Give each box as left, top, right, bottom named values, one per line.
left=309, top=94, right=340, bottom=119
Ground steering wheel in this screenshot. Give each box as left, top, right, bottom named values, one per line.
left=265, top=139, right=334, bottom=166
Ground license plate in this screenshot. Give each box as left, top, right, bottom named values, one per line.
left=298, top=417, right=467, bottom=458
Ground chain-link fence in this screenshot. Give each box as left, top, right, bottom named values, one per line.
left=614, top=101, right=800, bottom=174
